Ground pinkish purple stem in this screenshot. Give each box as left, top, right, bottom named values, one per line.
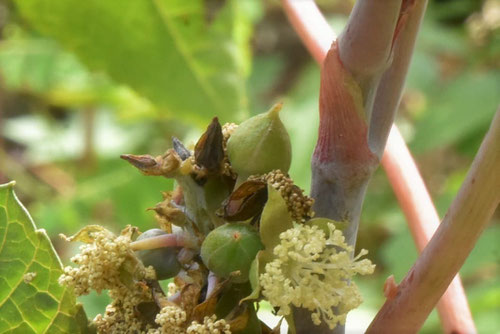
left=130, top=233, right=184, bottom=251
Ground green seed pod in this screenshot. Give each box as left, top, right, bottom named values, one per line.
left=227, top=103, right=291, bottom=181
left=135, top=229, right=181, bottom=280
left=200, top=223, right=263, bottom=283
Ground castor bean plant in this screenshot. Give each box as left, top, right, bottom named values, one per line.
left=1, top=1, right=498, bottom=334
left=56, top=105, right=375, bottom=333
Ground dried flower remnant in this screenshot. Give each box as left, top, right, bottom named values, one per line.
left=194, top=117, right=225, bottom=175
left=150, top=190, right=187, bottom=231
left=120, top=149, right=182, bottom=178
left=260, top=223, right=375, bottom=330
left=221, top=179, right=268, bottom=222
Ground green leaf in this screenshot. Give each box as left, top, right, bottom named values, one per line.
left=411, top=71, right=500, bottom=152
left=242, top=186, right=294, bottom=304
left=380, top=229, right=418, bottom=282
left=240, top=249, right=275, bottom=304
left=245, top=256, right=260, bottom=302
left=215, top=283, right=261, bottom=334
left=0, top=181, right=91, bottom=333
left=242, top=186, right=296, bottom=303
left=460, top=225, right=500, bottom=279
left=280, top=64, right=320, bottom=191
left=33, top=159, right=174, bottom=237
left=259, top=186, right=293, bottom=251
left=0, top=34, right=155, bottom=118
left=13, top=0, right=252, bottom=123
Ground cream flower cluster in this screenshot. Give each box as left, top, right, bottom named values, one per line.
left=186, top=315, right=231, bottom=334
left=167, top=282, right=180, bottom=297
left=149, top=305, right=187, bottom=334
left=59, top=228, right=157, bottom=333
left=260, top=223, right=375, bottom=330
left=149, top=305, right=231, bottom=334
left=59, top=229, right=140, bottom=295
left=58, top=227, right=232, bottom=333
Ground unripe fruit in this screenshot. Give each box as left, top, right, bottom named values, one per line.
left=135, top=229, right=181, bottom=280
left=227, top=103, right=291, bottom=181
left=200, top=223, right=263, bottom=283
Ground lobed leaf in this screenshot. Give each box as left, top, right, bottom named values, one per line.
left=0, top=182, right=91, bottom=333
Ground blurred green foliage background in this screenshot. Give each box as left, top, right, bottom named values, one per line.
left=0, top=0, right=498, bottom=332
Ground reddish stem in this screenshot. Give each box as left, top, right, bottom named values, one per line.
left=315, top=42, right=376, bottom=167
left=368, top=111, right=499, bottom=333
left=281, top=0, right=335, bottom=64
left=205, top=271, right=218, bottom=301
left=281, top=0, right=475, bottom=332
left=338, top=0, right=401, bottom=81
left=130, top=233, right=184, bottom=250
left=382, top=126, right=476, bottom=333
left=368, top=0, right=428, bottom=158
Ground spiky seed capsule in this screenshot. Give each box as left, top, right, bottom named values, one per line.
left=200, top=223, right=263, bottom=283
left=227, top=103, right=292, bottom=181
left=135, top=229, right=181, bottom=280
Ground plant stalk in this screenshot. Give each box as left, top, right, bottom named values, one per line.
left=281, top=0, right=475, bottom=333
left=368, top=0, right=427, bottom=157
left=382, top=126, right=476, bottom=333
left=130, top=233, right=185, bottom=250
left=367, top=109, right=500, bottom=333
